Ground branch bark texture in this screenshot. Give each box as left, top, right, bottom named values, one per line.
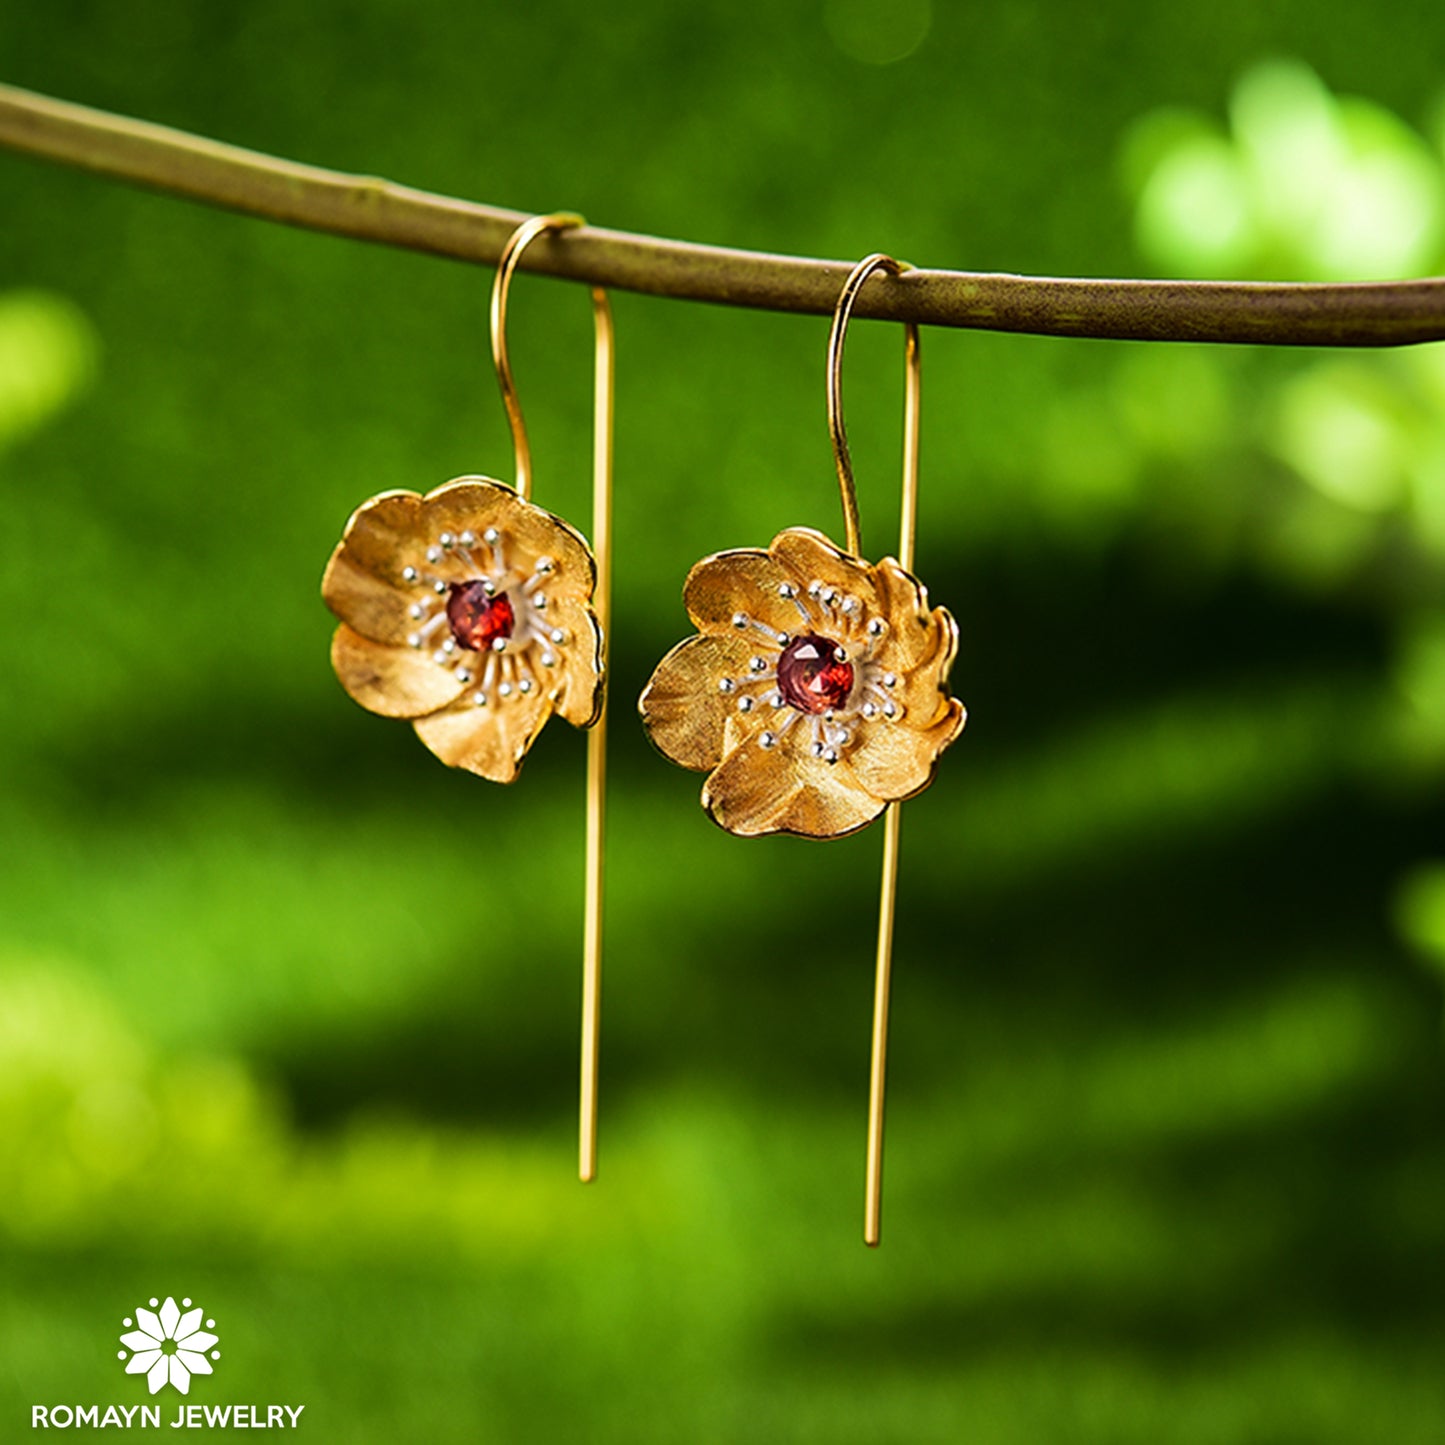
left=3, top=82, right=1445, bottom=348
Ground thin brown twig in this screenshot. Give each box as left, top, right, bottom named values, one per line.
left=2, top=82, right=1444, bottom=347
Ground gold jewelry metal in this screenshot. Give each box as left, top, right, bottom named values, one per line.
left=321, top=211, right=614, bottom=1183
left=834, top=255, right=925, bottom=1250
left=638, top=252, right=966, bottom=1244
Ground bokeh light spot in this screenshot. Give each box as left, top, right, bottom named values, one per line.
left=1134, top=135, right=1251, bottom=275
left=823, top=0, right=931, bottom=65
left=1273, top=366, right=1405, bottom=512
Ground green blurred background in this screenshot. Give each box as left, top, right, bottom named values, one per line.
left=4, top=1, right=1445, bottom=1440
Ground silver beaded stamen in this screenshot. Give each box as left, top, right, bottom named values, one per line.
left=398, top=525, right=572, bottom=708
left=713, top=571, right=907, bottom=758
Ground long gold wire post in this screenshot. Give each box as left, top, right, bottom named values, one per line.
left=579, top=285, right=614, bottom=1183
left=488, top=213, right=609, bottom=1181
left=861, top=311, right=922, bottom=1249
left=489, top=211, right=585, bottom=500
left=865, top=803, right=903, bottom=1246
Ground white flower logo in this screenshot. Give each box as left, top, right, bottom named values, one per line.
left=117, top=1297, right=221, bottom=1396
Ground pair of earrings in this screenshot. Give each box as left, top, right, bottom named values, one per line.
left=321, top=223, right=965, bottom=1244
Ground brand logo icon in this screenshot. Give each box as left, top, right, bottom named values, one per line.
left=117, top=1296, right=221, bottom=1396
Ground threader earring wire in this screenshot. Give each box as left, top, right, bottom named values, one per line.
left=321, top=215, right=613, bottom=1183
left=636, top=254, right=962, bottom=1243
left=491, top=213, right=615, bottom=1183
left=828, top=253, right=921, bottom=1247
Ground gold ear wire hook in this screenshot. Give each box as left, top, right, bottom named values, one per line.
left=825, top=253, right=919, bottom=561
left=489, top=212, right=586, bottom=500
left=491, top=213, right=614, bottom=1183
left=828, top=253, right=923, bottom=1248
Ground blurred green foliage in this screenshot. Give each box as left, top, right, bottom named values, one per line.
left=1126, top=60, right=1445, bottom=280
left=3, top=6, right=1445, bottom=1442
left=0, top=290, right=96, bottom=453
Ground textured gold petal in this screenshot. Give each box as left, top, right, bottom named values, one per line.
left=322, top=491, right=428, bottom=642
left=848, top=698, right=967, bottom=803
left=505, top=503, right=596, bottom=595
left=871, top=557, right=941, bottom=673
left=322, top=547, right=414, bottom=645
left=885, top=605, right=961, bottom=727
left=385, top=485, right=496, bottom=583
left=545, top=596, right=605, bottom=728
left=421, top=476, right=518, bottom=527
left=328, top=490, right=425, bottom=572
left=639, top=632, right=757, bottom=772
left=331, top=624, right=468, bottom=719
left=419, top=476, right=531, bottom=566
left=769, top=527, right=883, bottom=615
left=426, top=479, right=597, bottom=598
left=767, top=762, right=888, bottom=838
left=701, top=733, right=804, bottom=836
left=703, top=726, right=886, bottom=839
left=683, top=549, right=800, bottom=635
left=412, top=686, right=553, bottom=784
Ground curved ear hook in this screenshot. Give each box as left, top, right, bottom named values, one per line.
left=489, top=212, right=586, bottom=500
left=490, top=211, right=616, bottom=1185
left=828, top=254, right=927, bottom=1249
left=826, top=253, right=921, bottom=565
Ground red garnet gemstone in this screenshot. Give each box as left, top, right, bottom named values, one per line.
left=777, top=632, right=854, bottom=715
left=446, top=582, right=515, bottom=652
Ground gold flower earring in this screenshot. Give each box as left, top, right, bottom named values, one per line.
left=639, top=254, right=965, bottom=1244
left=321, top=213, right=615, bottom=1181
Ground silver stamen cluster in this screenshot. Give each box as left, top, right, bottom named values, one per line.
left=718, top=578, right=902, bottom=763
left=401, top=528, right=566, bottom=708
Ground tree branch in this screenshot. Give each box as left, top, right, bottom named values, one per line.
left=2, top=82, right=1444, bottom=348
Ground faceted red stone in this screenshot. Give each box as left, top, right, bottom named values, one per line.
left=446, top=583, right=515, bottom=652
left=777, top=632, right=854, bottom=715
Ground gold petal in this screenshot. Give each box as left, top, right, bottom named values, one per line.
left=639, top=632, right=757, bottom=772
left=421, top=476, right=518, bottom=528
left=703, top=725, right=886, bottom=839
left=545, top=596, right=604, bottom=728
left=331, top=624, right=468, bottom=718
left=322, top=547, right=414, bottom=645
left=504, top=504, right=596, bottom=595
left=683, top=549, right=801, bottom=635
left=871, top=557, right=942, bottom=673
left=412, top=686, right=553, bottom=784
left=848, top=698, right=967, bottom=803
left=328, top=490, right=425, bottom=570
left=769, top=527, right=883, bottom=615
left=427, top=479, right=596, bottom=597
left=701, top=732, right=804, bottom=836
left=322, top=491, right=427, bottom=642
left=886, top=605, right=961, bottom=727
left=768, top=761, right=888, bottom=838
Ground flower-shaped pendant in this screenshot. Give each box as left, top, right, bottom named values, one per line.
left=322, top=476, right=603, bottom=782
left=639, top=526, right=965, bottom=838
